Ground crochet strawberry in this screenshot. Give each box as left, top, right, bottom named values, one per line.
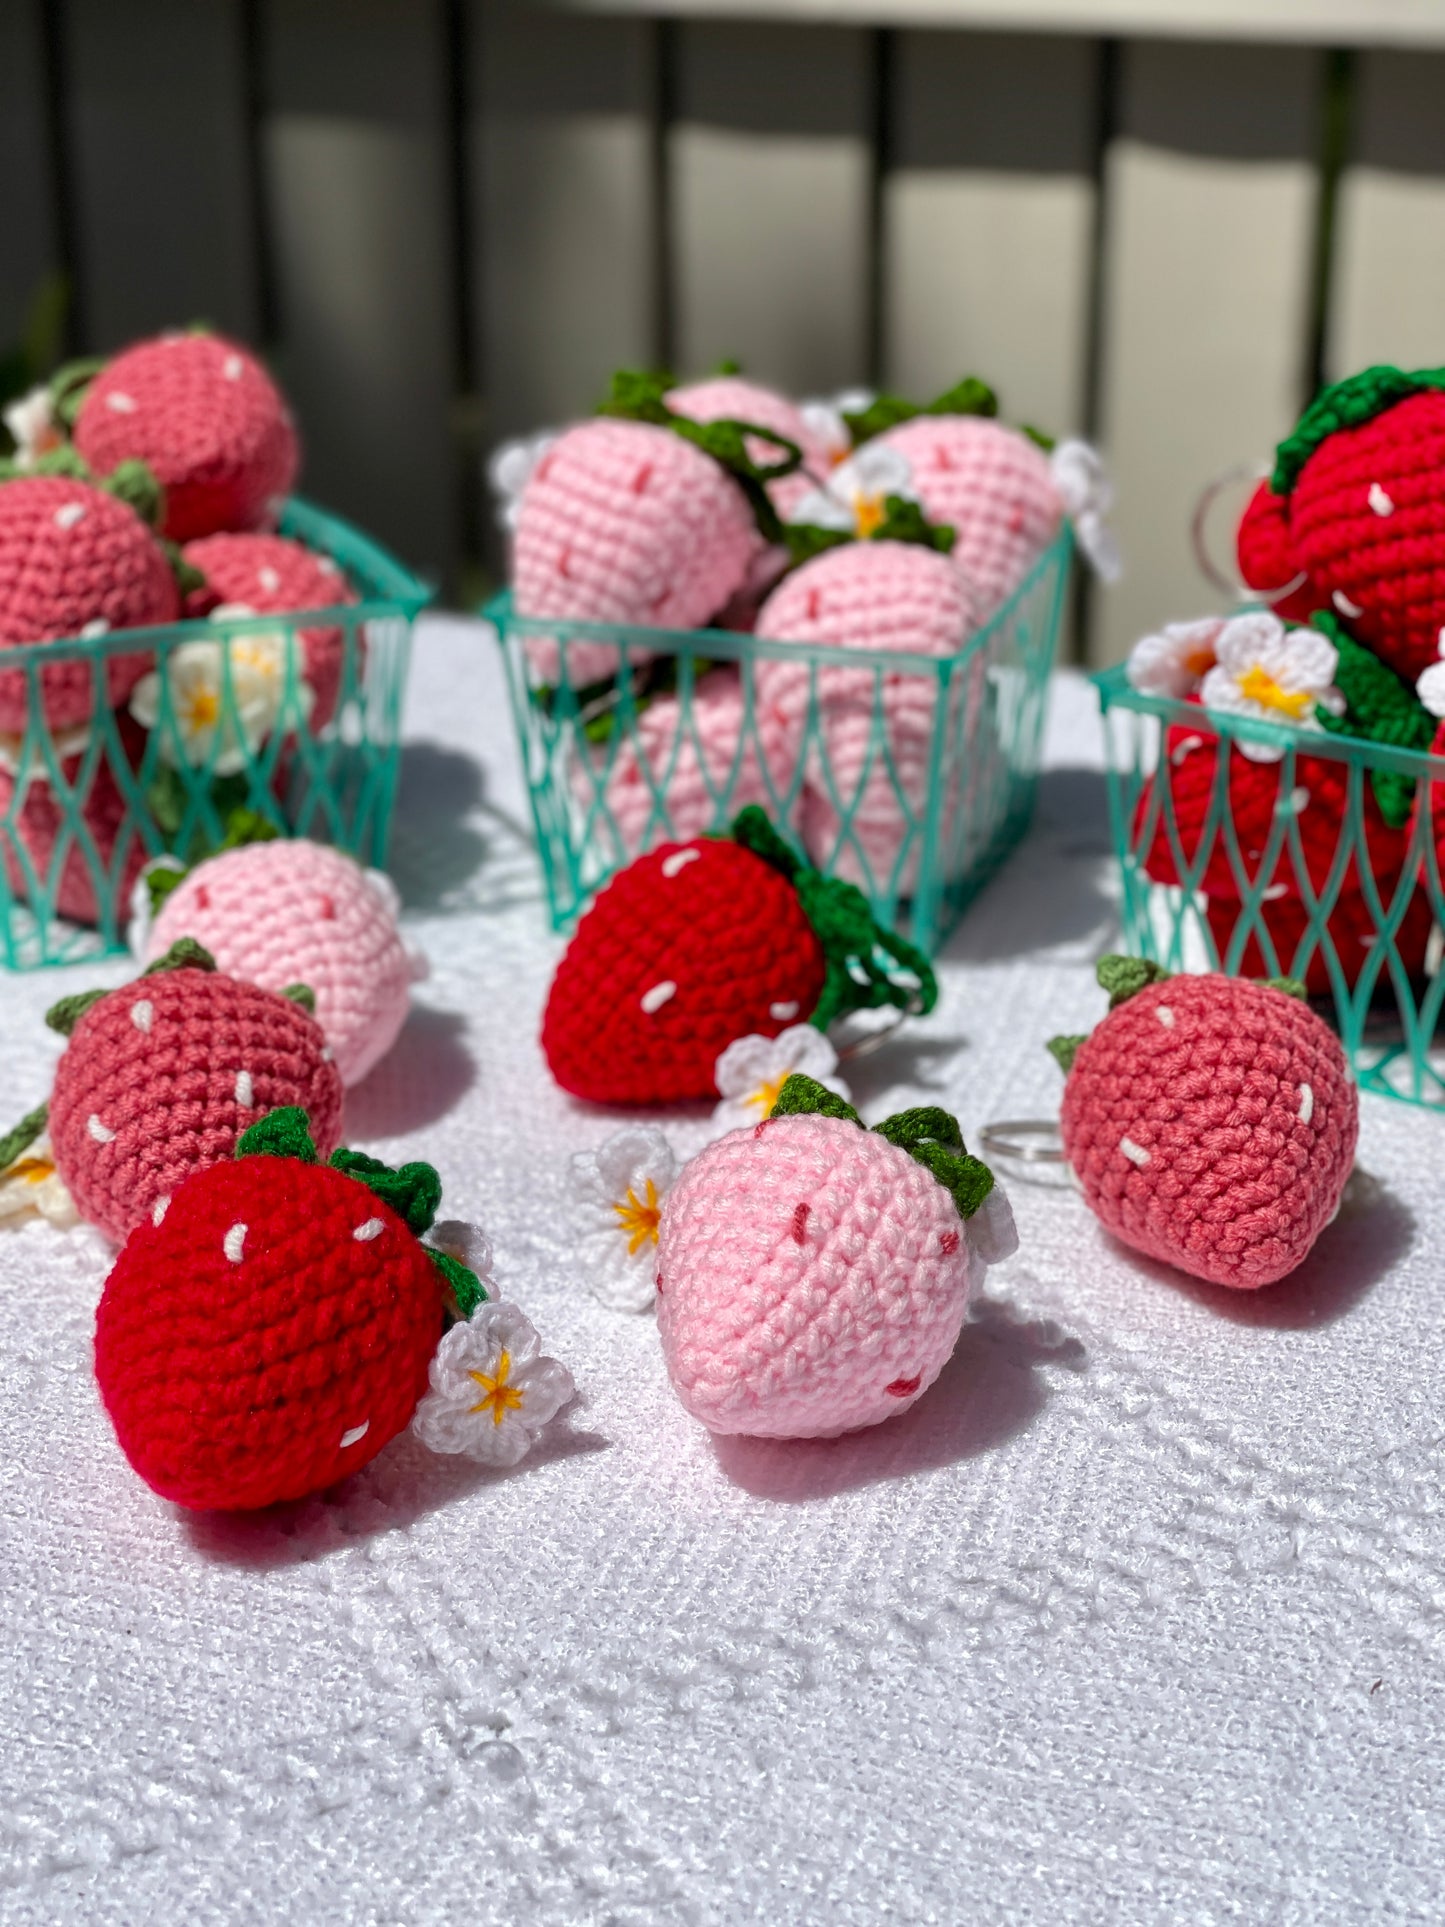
left=1050, top=957, right=1357, bottom=1290
left=1235, top=480, right=1325, bottom=626
left=182, top=531, right=358, bottom=730
left=0, top=709, right=149, bottom=927
left=70, top=332, right=299, bottom=543
left=667, top=374, right=829, bottom=520
left=541, top=806, right=937, bottom=1106
left=1237, top=366, right=1445, bottom=684
left=1, top=938, right=342, bottom=1243
left=0, top=471, right=176, bottom=731
left=656, top=1073, right=1013, bottom=1437
left=94, top=1106, right=487, bottom=1510
left=141, top=837, right=424, bottom=1087
left=1204, top=888, right=1433, bottom=999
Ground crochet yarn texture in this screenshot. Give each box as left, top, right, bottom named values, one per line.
left=48, top=961, right=342, bottom=1242
left=146, top=840, right=418, bottom=1088
left=0, top=474, right=174, bottom=731
left=1235, top=480, right=1325, bottom=625
left=0, top=712, right=149, bottom=927
left=183, top=531, right=358, bottom=731
left=656, top=1088, right=992, bottom=1438
left=73, top=332, right=299, bottom=544
left=667, top=375, right=828, bottom=520
left=93, top=1111, right=474, bottom=1511
left=1057, top=968, right=1357, bottom=1290
left=1204, top=889, right=1433, bottom=998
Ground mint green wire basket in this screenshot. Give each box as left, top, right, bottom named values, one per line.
left=1096, top=663, right=1445, bottom=1107
left=0, top=496, right=428, bottom=969
left=488, top=528, right=1071, bottom=955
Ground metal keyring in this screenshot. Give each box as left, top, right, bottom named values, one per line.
left=830, top=1003, right=918, bottom=1063
left=1190, top=460, right=1309, bottom=605
left=978, top=1118, right=1068, bottom=1165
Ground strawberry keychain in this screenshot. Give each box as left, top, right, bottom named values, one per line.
left=0, top=937, right=342, bottom=1242
left=541, top=806, right=938, bottom=1106
left=655, top=1072, right=1015, bottom=1439
left=95, top=1106, right=575, bottom=1510
left=1044, top=956, right=1357, bottom=1290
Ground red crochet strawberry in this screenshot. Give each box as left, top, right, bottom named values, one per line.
left=1050, top=957, right=1357, bottom=1289
left=183, top=531, right=359, bottom=730
left=1, top=938, right=343, bottom=1243
left=1237, top=366, right=1445, bottom=684
left=1204, top=887, right=1434, bottom=999
left=0, top=470, right=176, bottom=731
left=542, top=806, right=937, bottom=1106
left=1236, top=480, right=1325, bottom=626
left=94, top=1106, right=486, bottom=1511
left=71, top=332, right=299, bottom=543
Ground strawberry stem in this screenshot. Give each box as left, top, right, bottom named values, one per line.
left=770, top=1072, right=861, bottom=1126
left=0, top=1101, right=48, bottom=1172
left=1272, top=363, right=1445, bottom=495
left=873, top=1105, right=994, bottom=1218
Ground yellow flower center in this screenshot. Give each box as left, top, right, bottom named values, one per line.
left=7, top=1156, right=54, bottom=1186
left=853, top=491, right=887, bottom=540
left=468, top=1350, right=524, bottom=1427
left=746, top=1073, right=789, bottom=1118
left=612, top=1178, right=661, bottom=1255
left=1237, top=664, right=1312, bottom=720
left=182, top=686, right=221, bottom=732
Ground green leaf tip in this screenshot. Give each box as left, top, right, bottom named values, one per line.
left=1047, top=1033, right=1087, bottom=1074
left=1272, top=364, right=1445, bottom=496
left=280, top=983, right=316, bottom=1014
left=142, top=936, right=216, bottom=978
left=1096, top=954, right=1170, bottom=1008
left=429, top=1248, right=487, bottom=1321
left=769, top=1073, right=862, bottom=1126
left=237, top=1106, right=318, bottom=1163
left=44, top=988, right=107, bottom=1037
left=329, top=1148, right=441, bottom=1236
left=873, top=1105, right=993, bottom=1219
left=0, top=1102, right=49, bottom=1172
left=1261, top=976, right=1309, bottom=1002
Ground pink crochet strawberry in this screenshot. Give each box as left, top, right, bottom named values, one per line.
left=0, top=710, right=149, bottom=927
left=141, top=837, right=423, bottom=1087
left=754, top=540, right=977, bottom=894
left=541, top=806, right=936, bottom=1106
left=182, top=532, right=358, bottom=731
left=1051, top=957, right=1356, bottom=1290
left=71, top=332, right=299, bottom=543
left=668, top=374, right=828, bottom=520
left=656, top=1073, right=1013, bottom=1437
left=0, top=472, right=175, bottom=731
left=1237, top=366, right=1445, bottom=684
left=2, top=938, right=343, bottom=1243
left=94, top=1106, right=487, bottom=1511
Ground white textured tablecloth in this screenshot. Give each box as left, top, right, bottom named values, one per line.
left=2, top=619, right=1440, bottom=1925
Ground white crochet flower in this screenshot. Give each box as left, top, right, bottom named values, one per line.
left=1199, top=611, right=1344, bottom=763
left=569, top=1124, right=678, bottom=1313
left=487, top=430, right=559, bottom=532
left=1051, top=439, right=1120, bottom=581
left=788, top=443, right=916, bottom=539
left=426, top=1218, right=497, bottom=1291
left=798, top=388, right=876, bottom=469
left=1126, top=617, right=1227, bottom=700
left=0, top=718, right=92, bottom=781
left=0, top=1138, right=77, bottom=1229
left=3, top=384, right=61, bottom=468
left=711, top=1024, right=851, bottom=1136
left=129, top=606, right=314, bottom=774
left=411, top=1301, right=574, bottom=1468
left=965, top=1182, right=1017, bottom=1271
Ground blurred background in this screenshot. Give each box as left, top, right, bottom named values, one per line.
left=5, top=0, right=1443, bottom=662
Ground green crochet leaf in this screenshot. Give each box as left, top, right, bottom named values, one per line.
left=873, top=1105, right=994, bottom=1219
left=1262, top=977, right=1309, bottom=1001
left=1021, top=423, right=1057, bottom=453
left=428, top=1248, right=487, bottom=1321
left=237, top=1106, right=318, bottom=1163
left=1272, top=364, right=1445, bottom=495
left=220, top=808, right=283, bottom=851
left=142, top=860, right=187, bottom=917
left=844, top=375, right=999, bottom=447
left=142, top=936, right=216, bottom=977
left=873, top=494, right=955, bottom=554
left=160, top=534, right=204, bottom=592
left=44, top=988, right=107, bottom=1037
left=280, top=984, right=316, bottom=1014
left=0, top=1102, right=48, bottom=1172
left=47, top=356, right=105, bottom=431
left=1311, top=610, right=1434, bottom=827
left=1046, top=1033, right=1087, bottom=1074
left=729, top=804, right=803, bottom=882
left=1096, top=954, right=1170, bottom=1008
left=779, top=522, right=853, bottom=568
left=769, top=1072, right=862, bottom=1126
left=0, top=443, right=90, bottom=485
left=104, top=458, right=163, bottom=529
left=329, top=1148, right=441, bottom=1236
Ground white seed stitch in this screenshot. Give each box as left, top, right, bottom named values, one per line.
left=105, top=391, right=138, bottom=413
left=152, top=1195, right=170, bottom=1226
left=223, top=1222, right=247, bottom=1263
left=1368, top=482, right=1395, bottom=517
left=640, top=980, right=677, bottom=1014
left=1155, top=1005, right=1175, bottom=1028
left=258, top=565, right=281, bottom=593
left=353, top=1218, right=385, bottom=1242
left=339, top=1421, right=370, bottom=1449
left=770, top=1001, right=800, bottom=1021
left=80, top=618, right=110, bottom=640
left=87, top=1114, right=115, bottom=1144
left=1298, top=1083, right=1315, bottom=1125
left=54, top=502, right=86, bottom=530
left=223, top=354, right=243, bottom=380
left=1119, top=1137, right=1151, bottom=1167
left=1171, top=735, right=1204, bottom=766
left=320, top=1045, right=333, bottom=1063
left=1290, top=786, right=1311, bottom=814
left=1262, top=882, right=1291, bottom=901
left=661, top=848, right=701, bottom=879
left=234, top=1069, right=254, bottom=1108
left=1333, top=589, right=1364, bottom=619
left=130, top=999, right=153, bottom=1034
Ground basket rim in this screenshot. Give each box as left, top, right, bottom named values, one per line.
left=0, top=493, right=432, bottom=670
left=481, top=524, right=1072, bottom=680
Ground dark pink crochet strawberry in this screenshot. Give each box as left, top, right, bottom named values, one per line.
left=1238, top=366, right=1445, bottom=684
left=183, top=531, right=358, bottom=730
left=0, top=708, right=149, bottom=927
left=0, top=472, right=175, bottom=731
left=16, top=939, right=343, bottom=1243
left=73, top=332, right=299, bottom=543
left=1051, top=957, right=1357, bottom=1290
